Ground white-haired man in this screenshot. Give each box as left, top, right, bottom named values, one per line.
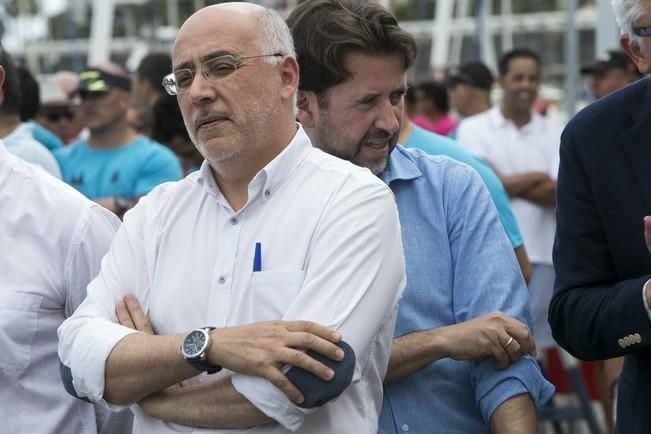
left=549, top=1, right=651, bottom=433
left=58, top=3, right=406, bottom=433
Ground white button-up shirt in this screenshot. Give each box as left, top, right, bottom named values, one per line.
left=58, top=126, right=406, bottom=434
left=0, top=141, right=121, bottom=433
left=456, top=106, right=562, bottom=265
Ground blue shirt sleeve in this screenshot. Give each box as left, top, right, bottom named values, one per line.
left=445, top=164, right=554, bottom=422
left=133, top=143, right=182, bottom=197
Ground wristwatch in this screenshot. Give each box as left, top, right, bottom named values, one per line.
left=180, top=327, right=222, bottom=374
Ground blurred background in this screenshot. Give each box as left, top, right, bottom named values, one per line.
left=0, top=0, right=621, bottom=119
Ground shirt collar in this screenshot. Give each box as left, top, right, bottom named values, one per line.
left=489, top=105, right=543, bottom=132
left=382, top=144, right=422, bottom=185
left=197, top=124, right=312, bottom=206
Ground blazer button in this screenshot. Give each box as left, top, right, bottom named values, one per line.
left=634, top=333, right=642, bottom=344
left=618, top=338, right=626, bottom=348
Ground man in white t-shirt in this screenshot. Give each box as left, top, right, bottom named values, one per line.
left=457, top=48, right=562, bottom=350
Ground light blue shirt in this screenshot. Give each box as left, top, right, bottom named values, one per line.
left=378, top=146, right=554, bottom=434
left=31, top=121, right=64, bottom=151
left=54, top=135, right=182, bottom=200
left=406, top=124, right=523, bottom=249
left=3, top=122, right=62, bottom=179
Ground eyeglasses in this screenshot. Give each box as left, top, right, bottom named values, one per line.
left=44, top=110, right=75, bottom=122
left=633, top=25, right=651, bottom=37
left=162, top=53, right=284, bottom=96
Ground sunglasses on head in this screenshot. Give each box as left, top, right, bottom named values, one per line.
left=45, top=110, right=75, bottom=122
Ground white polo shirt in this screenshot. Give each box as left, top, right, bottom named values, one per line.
left=58, top=126, right=406, bottom=434
left=457, top=106, right=562, bottom=265
left=0, top=141, right=122, bottom=433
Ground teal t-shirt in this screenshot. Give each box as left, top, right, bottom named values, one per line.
left=405, top=124, right=524, bottom=249
left=54, top=136, right=182, bottom=200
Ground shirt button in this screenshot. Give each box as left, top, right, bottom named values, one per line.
left=264, top=189, right=271, bottom=197
left=230, top=217, right=238, bottom=225
left=218, top=276, right=226, bottom=284
left=401, top=424, right=409, bottom=432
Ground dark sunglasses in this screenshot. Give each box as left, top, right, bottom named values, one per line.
left=44, top=110, right=75, bottom=122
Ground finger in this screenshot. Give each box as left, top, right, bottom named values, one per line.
left=115, top=302, right=136, bottom=329
left=287, top=332, right=345, bottom=361
left=263, top=366, right=305, bottom=404
left=285, top=320, right=341, bottom=342
left=124, top=294, right=154, bottom=335
left=503, top=336, right=523, bottom=364
left=490, top=341, right=510, bottom=370
left=504, top=321, right=535, bottom=356
left=279, top=348, right=335, bottom=382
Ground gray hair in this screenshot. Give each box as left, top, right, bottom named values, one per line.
left=256, top=8, right=296, bottom=63
left=611, top=0, right=646, bottom=44
left=255, top=7, right=298, bottom=114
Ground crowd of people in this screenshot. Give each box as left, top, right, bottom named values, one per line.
left=1, top=0, right=649, bottom=433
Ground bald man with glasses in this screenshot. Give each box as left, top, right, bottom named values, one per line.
left=58, top=4, right=406, bottom=433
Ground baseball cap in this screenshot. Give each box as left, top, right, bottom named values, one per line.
left=74, top=68, right=132, bottom=96
left=448, top=61, right=494, bottom=91
left=581, top=50, right=641, bottom=77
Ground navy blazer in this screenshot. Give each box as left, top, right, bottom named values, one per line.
left=549, top=77, right=651, bottom=434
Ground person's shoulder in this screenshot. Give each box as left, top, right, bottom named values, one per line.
left=305, top=146, right=388, bottom=191
left=53, top=139, right=85, bottom=160
left=568, top=77, right=648, bottom=133
left=396, top=145, right=479, bottom=185
left=458, top=108, right=493, bottom=129
left=2, top=150, right=107, bottom=222
left=134, top=169, right=199, bottom=208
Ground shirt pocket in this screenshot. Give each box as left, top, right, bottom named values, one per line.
left=249, top=270, right=305, bottom=322
left=0, top=291, right=42, bottom=374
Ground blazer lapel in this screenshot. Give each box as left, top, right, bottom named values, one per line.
left=620, top=79, right=651, bottom=214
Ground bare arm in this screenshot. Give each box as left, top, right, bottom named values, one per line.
left=106, top=295, right=344, bottom=406
left=489, top=393, right=537, bottom=434
left=385, top=312, right=535, bottom=384
left=521, top=179, right=556, bottom=207
left=514, top=245, right=531, bottom=284
left=138, top=377, right=273, bottom=429
left=498, top=173, right=548, bottom=198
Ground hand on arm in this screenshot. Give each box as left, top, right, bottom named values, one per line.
left=385, top=312, right=536, bottom=384
left=489, top=393, right=537, bottom=434
left=113, top=295, right=343, bottom=405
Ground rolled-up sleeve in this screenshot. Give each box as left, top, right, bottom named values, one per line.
left=232, top=178, right=406, bottom=431
left=58, top=200, right=151, bottom=408
left=445, top=166, right=554, bottom=423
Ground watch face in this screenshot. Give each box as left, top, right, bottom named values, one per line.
left=182, top=329, right=208, bottom=358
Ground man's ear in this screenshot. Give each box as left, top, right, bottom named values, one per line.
left=279, top=56, right=300, bottom=103
left=296, top=90, right=320, bottom=128
left=621, top=34, right=650, bottom=74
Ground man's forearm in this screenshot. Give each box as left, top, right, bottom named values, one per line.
left=489, top=393, right=537, bottom=434
left=499, top=174, right=547, bottom=198
left=139, top=376, right=273, bottom=429
left=385, top=329, right=446, bottom=384
left=521, top=180, right=556, bottom=207
left=105, top=333, right=200, bottom=405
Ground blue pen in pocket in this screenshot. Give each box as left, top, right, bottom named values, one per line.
left=253, top=242, right=262, bottom=272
